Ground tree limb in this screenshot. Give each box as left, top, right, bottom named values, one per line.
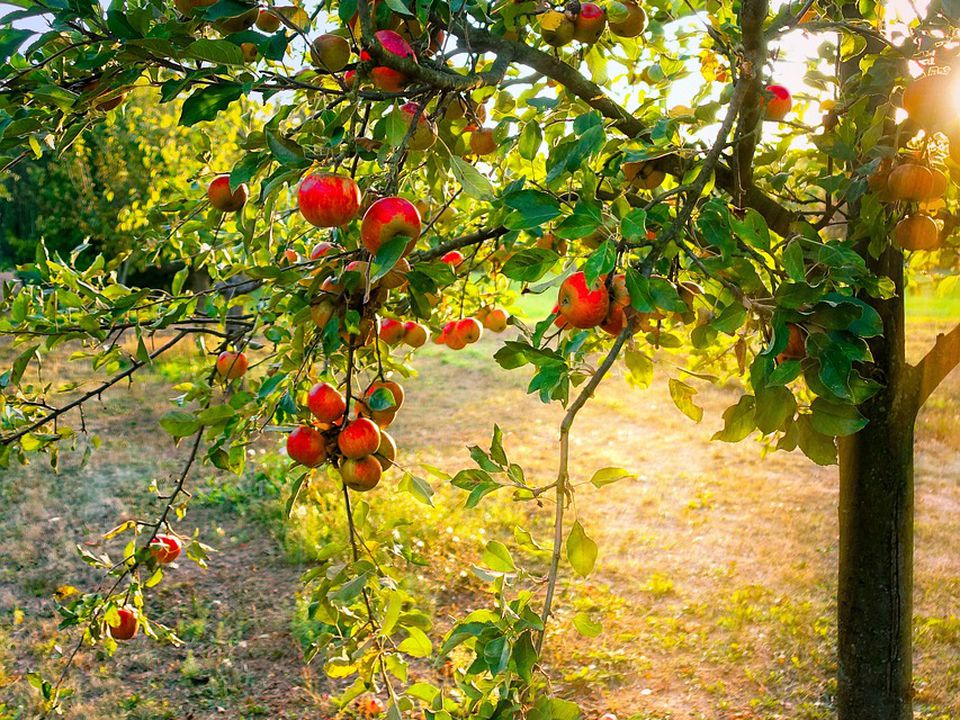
left=910, top=321, right=960, bottom=408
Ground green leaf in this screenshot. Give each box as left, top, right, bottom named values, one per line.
left=620, top=208, right=648, bottom=241
left=566, top=520, right=597, bottom=577
left=623, top=348, right=653, bottom=388
left=754, top=386, right=796, bottom=434
left=590, top=466, right=636, bottom=487
left=501, top=248, right=559, bottom=282
left=712, top=395, right=756, bottom=442
left=265, top=129, right=309, bottom=168
left=518, top=122, right=542, bottom=161
left=797, top=414, right=837, bottom=465
left=554, top=201, right=602, bottom=239
left=159, top=411, right=201, bottom=438
left=503, top=190, right=562, bottom=230
left=0, top=28, right=33, bottom=63
left=572, top=612, right=602, bottom=637
left=482, top=541, right=516, bottom=572
left=583, top=240, right=616, bottom=288
left=185, top=38, right=244, bottom=65
left=179, top=83, right=244, bottom=126
left=810, top=398, right=868, bottom=436
left=398, top=472, right=434, bottom=506
left=398, top=627, right=433, bottom=657
left=449, top=156, right=494, bottom=201
left=668, top=378, right=703, bottom=422
left=512, top=631, right=537, bottom=682
left=370, top=236, right=408, bottom=282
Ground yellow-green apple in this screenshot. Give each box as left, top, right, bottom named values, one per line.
left=340, top=455, right=383, bottom=491
left=540, top=10, right=575, bottom=46
left=338, top=417, right=382, bottom=458
left=483, top=308, right=509, bottom=332
left=574, top=3, right=606, bottom=43
left=174, top=0, right=215, bottom=15
left=287, top=426, right=328, bottom=467
left=623, top=161, right=665, bottom=190
left=763, top=84, right=792, bottom=121
left=216, top=350, right=248, bottom=379
left=149, top=534, right=182, bottom=564
left=360, top=197, right=422, bottom=255
left=399, top=102, right=437, bottom=150
left=557, top=271, right=610, bottom=328
left=307, top=382, right=346, bottom=423
left=380, top=257, right=410, bottom=289
left=256, top=9, right=280, bottom=31
left=403, top=321, right=429, bottom=347
left=109, top=606, right=139, bottom=640
left=311, top=34, right=351, bottom=72
left=608, top=0, right=647, bottom=37
left=298, top=173, right=362, bottom=228
left=214, top=7, right=258, bottom=33
left=207, top=175, right=248, bottom=212
left=311, top=298, right=336, bottom=328
left=375, top=430, right=397, bottom=469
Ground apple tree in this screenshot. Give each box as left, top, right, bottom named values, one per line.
left=1, top=0, right=958, bottom=718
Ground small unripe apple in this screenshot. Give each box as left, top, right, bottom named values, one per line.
left=150, top=534, right=183, bottom=564
left=298, top=173, right=362, bottom=228
left=214, top=7, right=258, bottom=33
left=216, top=350, right=248, bottom=379
left=608, top=1, right=647, bottom=37
left=256, top=9, right=281, bottom=32
left=399, top=102, right=437, bottom=150
left=109, top=606, right=139, bottom=640
left=338, top=417, right=382, bottom=458
left=307, top=382, right=346, bottom=423
left=340, top=455, right=383, bottom=491
left=540, top=10, right=576, bottom=46
left=311, top=34, right=351, bottom=72
left=311, top=299, right=336, bottom=328
left=174, top=0, right=215, bottom=16
left=403, top=321, right=429, bottom=347
left=287, top=426, right=328, bottom=467
left=207, top=175, right=248, bottom=212
left=240, top=42, right=258, bottom=62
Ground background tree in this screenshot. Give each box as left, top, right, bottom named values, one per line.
left=0, top=0, right=957, bottom=719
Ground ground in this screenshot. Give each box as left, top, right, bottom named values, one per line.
left=0, top=304, right=958, bottom=720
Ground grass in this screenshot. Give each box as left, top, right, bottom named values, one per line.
left=0, top=301, right=958, bottom=719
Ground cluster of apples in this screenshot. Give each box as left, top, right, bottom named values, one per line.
left=430, top=306, right=510, bottom=350
left=107, top=533, right=184, bottom=641
left=286, top=379, right=402, bottom=492
left=538, top=1, right=647, bottom=47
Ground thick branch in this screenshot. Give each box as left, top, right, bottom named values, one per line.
left=410, top=226, right=510, bottom=262
left=911, top=321, right=960, bottom=408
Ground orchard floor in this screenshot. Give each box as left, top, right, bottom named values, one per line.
left=1, top=318, right=959, bottom=720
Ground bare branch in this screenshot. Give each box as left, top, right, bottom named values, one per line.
left=911, top=321, right=960, bottom=408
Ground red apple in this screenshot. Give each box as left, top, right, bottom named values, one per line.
left=365, top=380, right=405, bottom=410
left=307, top=382, right=346, bottom=423
left=109, top=606, right=139, bottom=640
left=574, top=3, right=606, bottom=43
left=557, top=271, right=609, bottom=328
left=469, top=128, right=496, bottom=156
left=207, top=175, right=248, bottom=212
left=375, top=430, right=397, bottom=469
left=340, top=455, right=383, bottom=491
left=453, top=317, right=482, bottom=344
left=441, top=250, right=464, bottom=267
left=360, top=197, right=422, bottom=255
left=216, top=350, right=248, bottom=379
left=552, top=303, right=569, bottom=329
left=338, top=417, right=382, bottom=458
left=600, top=303, right=626, bottom=336
left=363, top=30, right=416, bottom=92
left=311, top=241, right=335, bottom=260
left=403, top=321, right=429, bottom=347
left=764, top=84, right=792, bottom=121
left=298, top=173, right=362, bottom=228
left=149, top=534, right=182, bottom=564
left=379, top=318, right=407, bottom=344
left=287, top=426, right=328, bottom=467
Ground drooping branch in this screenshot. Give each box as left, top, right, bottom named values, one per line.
left=410, top=226, right=510, bottom=262
left=910, top=321, right=960, bottom=408
left=537, top=325, right=630, bottom=653
left=1, top=330, right=190, bottom=446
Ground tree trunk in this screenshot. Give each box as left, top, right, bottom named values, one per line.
left=836, top=246, right=917, bottom=720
